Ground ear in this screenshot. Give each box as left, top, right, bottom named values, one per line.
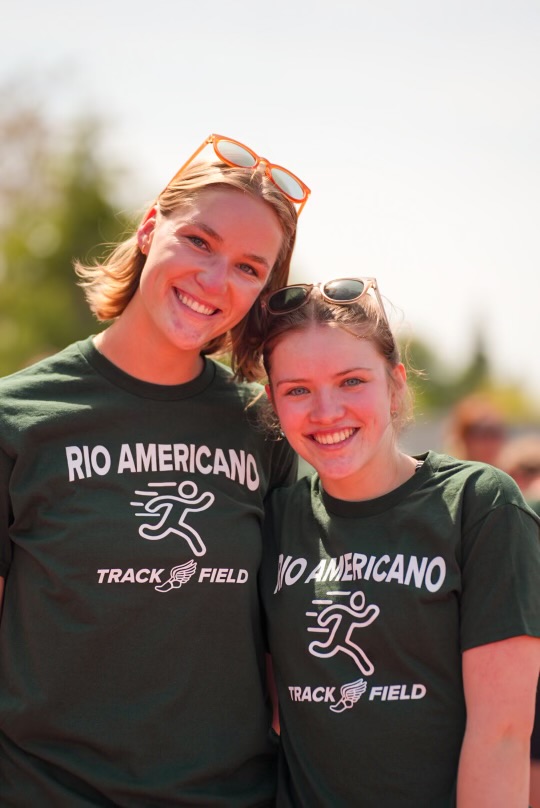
left=390, top=363, right=407, bottom=411
left=137, top=206, right=157, bottom=254
left=394, top=362, right=407, bottom=387
left=265, top=383, right=274, bottom=407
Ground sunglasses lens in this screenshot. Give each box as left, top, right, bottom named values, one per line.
left=268, top=286, right=309, bottom=313
left=323, top=279, right=365, bottom=301
left=269, top=167, right=305, bottom=201
left=215, top=139, right=257, bottom=168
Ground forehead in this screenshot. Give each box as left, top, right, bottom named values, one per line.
left=174, top=186, right=281, bottom=227
left=270, top=324, right=382, bottom=370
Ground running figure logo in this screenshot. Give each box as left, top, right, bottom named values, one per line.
left=130, top=480, right=214, bottom=556
left=307, top=590, right=380, bottom=675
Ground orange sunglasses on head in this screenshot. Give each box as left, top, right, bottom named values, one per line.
left=166, top=134, right=311, bottom=215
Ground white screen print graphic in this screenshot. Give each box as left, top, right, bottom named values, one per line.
left=130, top=480, right=214, bottom=556
left=330, top=677, right=368, bottom=713
left=155, top=559, right=198, bottom=593
left=307, top=590, right=380, bottom=675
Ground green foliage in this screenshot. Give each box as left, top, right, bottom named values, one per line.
left=405, top=332, right=539, bottom=422
left=404, top=332, right=489, bottom=411
left=0, top=86, right=131, bottom=376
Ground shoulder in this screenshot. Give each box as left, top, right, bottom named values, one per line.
left=209, top=359, right=264, bottom=404
left=0, top=341, right=93, bottom=445
left=267, top=474, right=314, bottom=513
left=427, top=451, right=531, bottom=509
left=426, top=453, right=540, bottom=550
left=0, top=341, right=89, bottom=396
left=208, top=359, right=272, bottom=430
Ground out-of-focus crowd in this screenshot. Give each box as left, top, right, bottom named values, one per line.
left=444, top=393, right=540, bottom=807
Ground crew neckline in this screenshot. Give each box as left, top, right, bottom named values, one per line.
left=77, top=337, right=217, bottom=401
left=319, top=451, right=433, bottom=518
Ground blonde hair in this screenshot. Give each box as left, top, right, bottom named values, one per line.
left=255, top=292, right=413, bottom=434
left=75, top=160, right=298, bottom=376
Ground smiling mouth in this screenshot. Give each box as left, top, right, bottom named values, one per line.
left=311, top=428, right=358, bottom=446
left=175, top=289, right=219, bottom=317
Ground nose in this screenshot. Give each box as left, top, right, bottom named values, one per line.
left=309, top=388, right=345, bottom=424
left=196, top=256, right=229, bottom=296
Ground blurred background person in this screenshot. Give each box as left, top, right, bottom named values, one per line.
left=498, top=432, right=540, bottom=808
left=498, top=434, right=540, bottom=509
left=444, top=392, right=508, bottom=465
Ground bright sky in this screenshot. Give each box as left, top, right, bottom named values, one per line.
left=4, top=0, right=540, bottom=404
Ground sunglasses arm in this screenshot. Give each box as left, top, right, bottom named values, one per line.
left=295, top=196, right=308, bottom=217
left=166, top=136, right=213, bottom=187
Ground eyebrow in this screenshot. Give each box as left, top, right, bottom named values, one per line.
left=193, top=222, right=222, bottom=242
left=183, top=219, right=272, bottom=270
left=337, top=366, right=374, bottom=376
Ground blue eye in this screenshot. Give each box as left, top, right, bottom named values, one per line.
left=342, top=378, right=363, bottom=387
left=286, top=386, right=309, bottom=396
left=238, top=263, right=257, bottom=277
left=188, top=235, right=209, bottom=250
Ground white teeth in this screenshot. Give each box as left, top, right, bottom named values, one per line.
left=312, top=428, right=355, bottom=445
left=177, top=290, right=216, bottom=316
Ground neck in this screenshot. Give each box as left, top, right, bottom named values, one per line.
left=321, top=451, right=418, bottom=502
left=93, top=323, right=204, bottom=385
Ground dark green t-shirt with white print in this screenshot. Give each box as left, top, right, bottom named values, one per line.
left=0, top=337, right=296, bottom=807
left=260, top=452, right=540, bottom=808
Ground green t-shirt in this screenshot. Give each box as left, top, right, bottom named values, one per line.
left=0, top=338, right=296, bottom=806
left=260, top=451, right=540, bottom=808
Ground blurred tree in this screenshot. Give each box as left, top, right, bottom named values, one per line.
left=406, top=329, right=490, bottom=410
left=405, top=328, right=539, bottom=422
left=0, top=81, right=132, bottom=376
left=449, top=329, right=490, bottom=401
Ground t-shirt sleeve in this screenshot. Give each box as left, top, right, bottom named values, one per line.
left=459, top=470, right=540, bottom=651
left=259, top=490, right=282, bottom=652
left=0, top=447, right=14, bottom=578
left=266, top=437, right=298, bottom=494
